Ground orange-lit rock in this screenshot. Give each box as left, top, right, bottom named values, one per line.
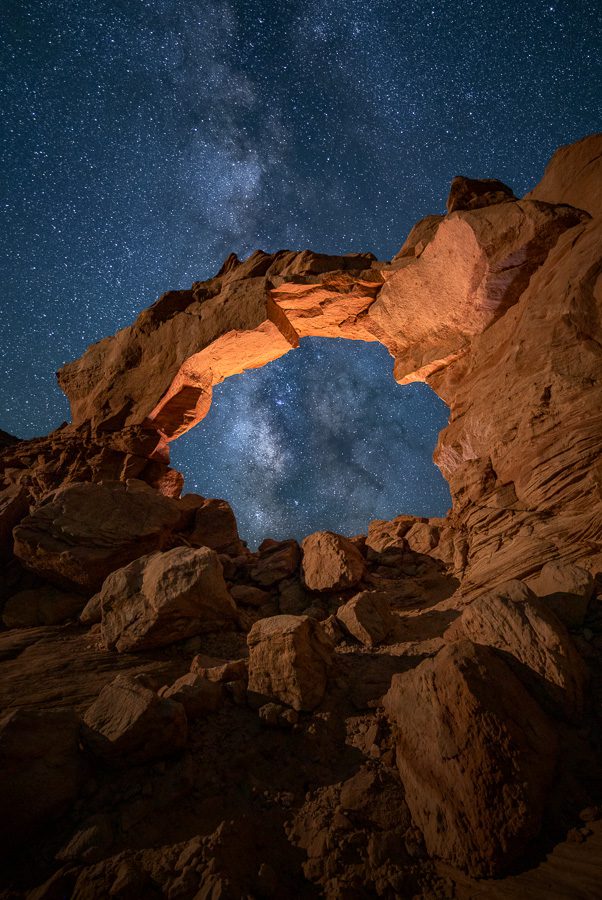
left=525, top=131, right=602, bottom=217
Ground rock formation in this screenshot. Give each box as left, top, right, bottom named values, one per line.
left=0, top=134, right=601, bottom=898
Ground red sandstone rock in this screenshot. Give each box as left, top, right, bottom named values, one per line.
left=445, top=580, right=588, bottom=720
left=531, top=561, right=595, bottom=628
left=365, top=515, right=416, bottom=552
left=82, top=674, right=188, bottom=764
left=247, top=614, right=333, bottom=710
left=230, top=583, right=272, bottom=607
left=384, top=639, right=558, bottom=876
left=525, top=132, right=602, bottom=217
left=0, top=482, right=28, bottom=560
left=446, top=175, right=516, bottom=213
left=250, top=538, right=301, bottom=586
left=405, top=520, right=440, bottom=554
left=336, top=591, right=395, bottom=647
left=159, top=672, right=223, bottom=717
left=391, top=214, right=444, bottom=263
left=98, top=546, right=237, bottom=652
left=187, top=496, right=244, bottom=555
left=12, top=479, right=188, bottom=592
left=432, top=213, right=602, bottom=594
left=368, top=199, right=587, bottom=386
left=301, top=530, right=366, bottom=592
left=190, top=653, right=248, bottom=683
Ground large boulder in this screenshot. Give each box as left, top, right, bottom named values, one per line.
left=301, top=531, right=365, bottom=592
left=82, top=674, right=188, bottom=764
left=0, top=708, right=85, bottom=848
left=247, top=615, right=334, bottom=711
left=336, top=591, right=395, bottom=647
left=12, top=479, right=187, bottom=592
left=98, top=546, right=237, bottom=652
left=445, top=580, right=588, bottom=720
left=187, top=497, right=244, bottom=556
left=250, top=539, right=301, bottom=586
left=530, top=561, right=595, bottom=628
left=384, top=640, right=557, bottom=877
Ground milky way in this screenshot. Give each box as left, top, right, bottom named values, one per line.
left=1, top=0, right=600, bottom=542
left=169, top=339, right=451, bottom=546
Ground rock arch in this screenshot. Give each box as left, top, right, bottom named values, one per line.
left=4, top=133, right=602, bottom=597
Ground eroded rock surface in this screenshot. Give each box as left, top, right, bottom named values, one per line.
left=12, top=480, right=187, bottom=592
left=82, top=674, right=188, bottom=764
left=99, top=546, right=237, bottom=652
left=445, top=579, right=588, bottom=719
left=247, top=614, right=334, bottom=710
left=384, top=639, right=558, bottom=876
left=0, top=134, right=601, bottom=897
left=301, top=530, right=366, bottom=592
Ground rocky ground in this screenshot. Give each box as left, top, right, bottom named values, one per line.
left=1, top=134, right=601, bottom=898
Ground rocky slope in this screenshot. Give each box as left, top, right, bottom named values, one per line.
left=0, top=133, right=601, bottom=899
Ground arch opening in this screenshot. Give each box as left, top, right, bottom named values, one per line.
left=169, top=337, right=451, bottom=549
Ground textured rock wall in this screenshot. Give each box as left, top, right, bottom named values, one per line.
left=2, top=134, right=601, bottom=596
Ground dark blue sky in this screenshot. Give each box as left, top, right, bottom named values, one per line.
left=1, top=0, right=600, bottom=544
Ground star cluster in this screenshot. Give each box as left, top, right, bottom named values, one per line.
left=1, top=0, right=600, bottom=544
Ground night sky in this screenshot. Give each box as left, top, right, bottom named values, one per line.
left=1, top=1, right=600, bottom=546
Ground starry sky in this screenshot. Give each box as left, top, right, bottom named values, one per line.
left=1, top=0, right=600, bottom=545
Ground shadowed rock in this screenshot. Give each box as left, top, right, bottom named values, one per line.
left=384, top=639, right=558, bottom=877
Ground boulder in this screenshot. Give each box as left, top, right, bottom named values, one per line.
left=159, top=673, right=223, bottom=717
left=336, top=591, right=395, bottom=647
left=12, top=479, right=187, bottom=592
left=98, top=546, right=238, bottom=652
left=301, top=531, right=365, bottom=592
left=250, top=539, right=301, bottom=586
left=0, top=707, right=85, bottom=848
left=230, top=584, right=272, bottom=607
left=446, top=176, right=515, bottom=213
left=2, top=585, right=86, bottom=628
left=82, top=674, right=188, bottom=764
left=384, top=640, right=557, bottom=877
left=405, top=521, right=440, bottom=555
left=190, top=654, right=248, bottom=683
left=365, top=515, right=416, bottom=552
left=531, top=561, right=595, bottom=628
left=445, top=580, right=588, bottom=720
left=187, top=497, right=244, bottom=556
left=247, top=615, right=334, bottom=711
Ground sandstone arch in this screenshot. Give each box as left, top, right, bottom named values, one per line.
left=4, top=134, right=601, bottom=598
left=58, top=195, right=585, bottom=452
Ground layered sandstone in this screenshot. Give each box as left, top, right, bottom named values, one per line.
left=0, top=134, right=601, bottom=897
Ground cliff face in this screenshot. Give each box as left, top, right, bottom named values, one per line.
left=1, top=135, right=601, bottom=897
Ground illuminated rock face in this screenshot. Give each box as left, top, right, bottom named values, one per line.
left=0, top=135, right=601, bottom=892
left=45, top=133, right=602, bottom=599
